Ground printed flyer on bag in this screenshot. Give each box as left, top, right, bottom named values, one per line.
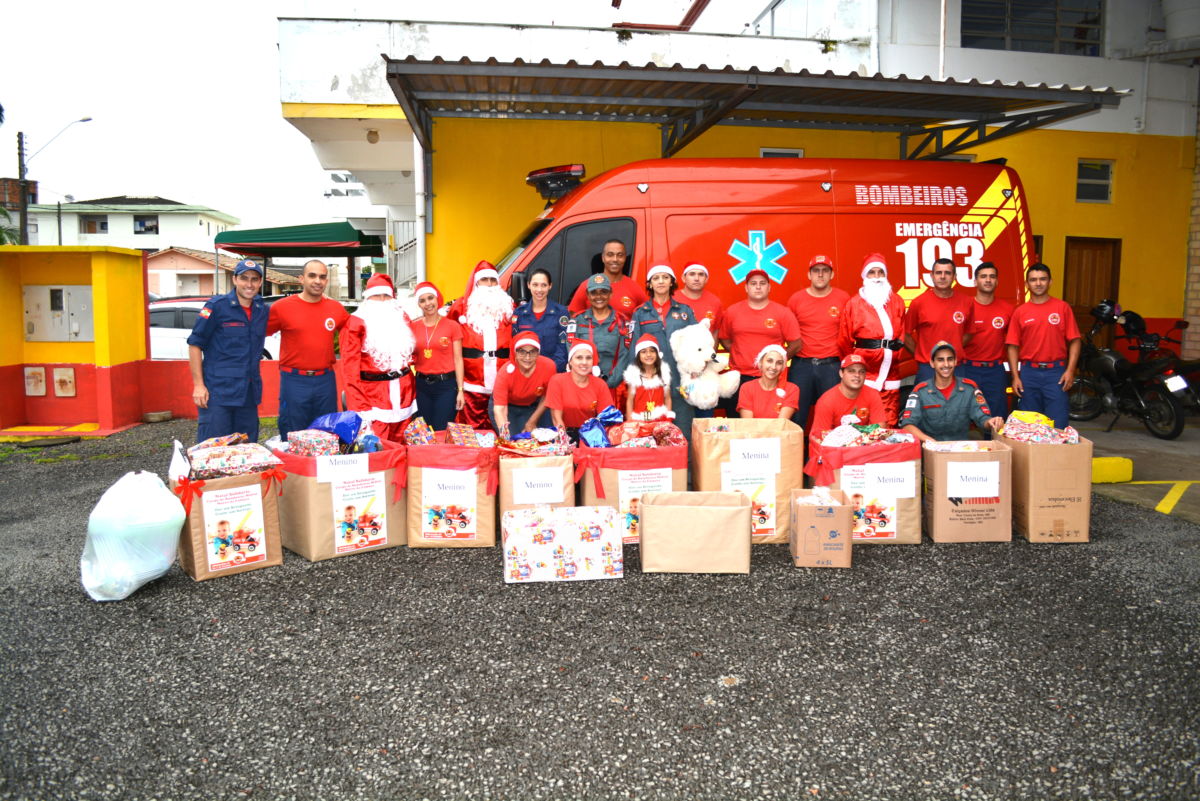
left=616, top=467, right=673, bottom=544
left=201, top=484, right=267, bottom=571
left=421, top=467, right=478, bottom=540
left=840, top=462, right=915, bottom=540
left=330, top=473, right=388, bottom=553
left=721, top=463, right=776, bottom=538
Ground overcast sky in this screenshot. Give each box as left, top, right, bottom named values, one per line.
left=1, top=0, right=754, bottom=230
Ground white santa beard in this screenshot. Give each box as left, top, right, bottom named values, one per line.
left=859, top=279, right=894, bottom=309
left=354, top=300, right=415, bottom=372
left=463, top=286, right=515, bottom=334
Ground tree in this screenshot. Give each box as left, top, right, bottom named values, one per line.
left=0, top=207, right=20, bottom=245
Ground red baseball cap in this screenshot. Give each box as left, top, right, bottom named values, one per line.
left=743, top=268, right=770, bottom=284
left=840, top=354, right=866, bottom=369
left=809, top=254, right=833, bottom=270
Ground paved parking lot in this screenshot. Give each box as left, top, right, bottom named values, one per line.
left=1, top=419, right=1198, bottom=800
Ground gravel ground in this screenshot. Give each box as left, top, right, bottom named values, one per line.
left=1, top=419, right=1198, bottom=801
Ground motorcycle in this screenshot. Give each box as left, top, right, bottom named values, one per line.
left=1067, top=299, right=1188, bottom=439
left=1116, top=312, right=1200, bottom=414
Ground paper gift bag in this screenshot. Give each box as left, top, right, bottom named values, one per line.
left=998, top=434, right=1092, bottom=543
left=807, top=438, right=922, bottom=545
left=502, top=506, right=623, bottom=583
left=922, top=441, right=1012, bottom=543
left=499, top=455, right=574, bottom=515
left=790, top=489, right=853, bottom=569
left=272, top=442, right=408, bottom=562
left=406, top=436, right=499, bottom=548
left=640, top=491, right=751, bottom=574
left=573, top=444, right=688, bottom=544
left=691, top=418, right=804, bottom=544
left=172, top=471, right=284, bottom=580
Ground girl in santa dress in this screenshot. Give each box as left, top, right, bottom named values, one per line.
left=623, top=334, right=674, bottom=421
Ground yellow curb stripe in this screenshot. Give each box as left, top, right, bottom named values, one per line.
left=1154, top=482, right=1194, bottom=515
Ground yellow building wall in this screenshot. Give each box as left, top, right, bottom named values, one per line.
left=426, top=118, right=1191, bottom=319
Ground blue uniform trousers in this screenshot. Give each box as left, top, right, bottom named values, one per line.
left=198, top=395, right=261, bottom=442
left=502, top=402, right=552, bottom=437
left=958, top=362, right=1010, bottom=431
left=787, top=357, right=841, bottom=430
left=915, top=363, right=936, bottom=386
left=1017, top=362, right=1069, bottom=429
left=415, top=372, right=458, bottom=431
left=278, top=371, right=338, bottom=440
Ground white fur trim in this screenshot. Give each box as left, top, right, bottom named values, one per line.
left=754, top=344, right=787, bottom=367
left=623, top=363, right=666, bottom=390
left=362, top=286, right=393, bottom=300
left=414, top=285, right=438, bottom=301
left=473, top=268, right=500, bottom=284
left=861, top=260, right=887, bottom=279
left=647, top=264, right=674, bottom=281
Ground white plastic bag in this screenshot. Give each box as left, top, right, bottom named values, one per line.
left=80, top=470, right=185, bottom=601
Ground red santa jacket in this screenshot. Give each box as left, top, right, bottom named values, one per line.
left=837, top=292, right=907, bottom=392
left=341, top=314, right=417, bottom=423
left=448, top=298, right=513, bottom=394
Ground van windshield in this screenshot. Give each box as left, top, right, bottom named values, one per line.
left=495, top=218, right=552, bottom=274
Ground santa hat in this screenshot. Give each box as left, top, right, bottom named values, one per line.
left=755, top=344, right=787, bottom=366
left=362, top=273, right=396, bottom=300
left=567, top=339, right=598, bottom=364
left=634, top=333, right=661, bottom=356
left=413, top=281, right=443, bottom=307
left=682, top=262, right=708, bottom=278
left=511, top=331, right=541, bottom=352
left=861, top=253, right=888, bottom=280
left=467, top=260, right=500, bottom=295
left=646, top=264, right=674, bottom=282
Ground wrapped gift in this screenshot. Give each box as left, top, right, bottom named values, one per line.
left=790, top=489, right=853, bottom=569
left=286, top=429, right=341, bottom=457
left=997, top=434, right=1092, bottom=543
left=640, top=492, right=751, bottom=574
left=502, top=506, right=623, bottom=584
left=188, top=433, right=248, bottom=455
left=805, top=438, right=922, bottom=545
left=188, top=443, right=283, bottom=480
left=272, top=441, right=408, bottom=561
left=500, top=455, right=574, bottom=515
left=406, top=432, right=499, bottom=548
left=574, top=441, right=688, bottom=544
left=922, top=441, right=1012, bottom=543
left=403, top=417, right=436, bottom=447
left=691, top=418, right=804, bottom=545
left=446, top=422, right=483, bottom=447
left=171, top=469, right=285, bottom=581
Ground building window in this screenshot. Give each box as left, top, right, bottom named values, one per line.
left=760, top=147, right=804, bottom=158
left=79, top=215, right=108, bottom=234
left=134, top=215, right=159, bottom=235
left=1076, top=160, right=1112, bottom=203
left=962, top=0, right=1103, bottom=57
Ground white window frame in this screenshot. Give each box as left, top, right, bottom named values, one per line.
left=759, top=147, right=805, bottom=158
left=1076, top=159, right=1113, bottom=204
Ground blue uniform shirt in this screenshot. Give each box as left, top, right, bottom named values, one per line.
left=186, top=290, right=268, bottom=407
left=512, top=299, right=570, bottom=371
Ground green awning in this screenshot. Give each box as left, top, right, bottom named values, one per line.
left=214, top=221, right=383, bottom=258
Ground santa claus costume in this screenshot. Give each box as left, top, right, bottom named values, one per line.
left=837, top=254, right=907, bottom=425
left=448, top=260, right=514, bottom=429
left=341, top=273, right=418, bottom=440
left=623, top=333, right=673, bottom=421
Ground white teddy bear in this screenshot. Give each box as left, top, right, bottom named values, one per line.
left=669, top=319, right=742, bottom=410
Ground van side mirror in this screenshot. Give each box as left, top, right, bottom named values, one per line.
left=510, top=270, right=529, bottom=304
left=1175, top=320, right=1190, bottom=331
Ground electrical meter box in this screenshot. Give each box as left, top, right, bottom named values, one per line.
left=23, top=285, right=95, bottom=342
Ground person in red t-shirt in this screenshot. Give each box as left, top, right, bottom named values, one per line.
left=809, top=354, right=887, bottom=439
left=1005, top=263, right=1082, bottom=428
left=409, top=281, right=464, bottom=431
left=717, top=268, right=801, bottom=416
left=737, top=345, right=800, bottom=419
left=672, top=262, right=723, bottom=339
left=959, top=261, right=1015, bottom=425
left=546, top=340, right=615, bottom=433
left=904, top=257, right=973, bottom=385
left=567, top=239, right=647, bottom=317
left=786, top=254, right=852, bottom=429
left=492, top=331, right=556, bottom=437
left=266, top=259, right=350, bottom=440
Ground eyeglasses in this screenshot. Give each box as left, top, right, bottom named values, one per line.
left=515, top=348, right=539, bottom=357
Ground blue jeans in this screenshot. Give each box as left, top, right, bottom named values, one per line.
left=787, top=357, right=841, bottom=430
left=198, top=403, right=260, bottom=443
left=503, top=402, right=551, bottom=437
left=278, top=371, right=337, bottom=441
left=415, top=373, right=458, bottom=431
left=1018, top=363, right=1069, bottom=429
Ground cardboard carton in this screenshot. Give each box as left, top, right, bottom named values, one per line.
left=173, top=471, right=284, bottom=580
left=640, top=491, right=751, bottom=574
left=574, top=444, right=688, bottom=544
left=808, top=438, right=923, bottom=545
left=998, top=435, right=1093, bottom=543
left=789, top=489, right=853, bottom=568
left=502, top=506, right=623, bottom=583
left=499, top=455, right=574, bottom=515
left=921, top=441, right=1012, bottom=543
left=406, top=438, right=498, bottom=548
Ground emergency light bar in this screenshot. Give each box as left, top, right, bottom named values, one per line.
left=526, top=164, right=585, bottom=201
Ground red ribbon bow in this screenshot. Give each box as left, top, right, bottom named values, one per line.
left=173, top=476, right=206, bottom=517
left=572, top=450, right=607, bottom=499
left=260, top=468, right=286, bottom=498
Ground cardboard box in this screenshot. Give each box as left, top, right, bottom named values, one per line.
left=173, top=471, right=284, bottom=580
left=406, top=440, right=498, bottom=548
left=921, top=441, right=1012, bottom=543
left=790, top=489, right=853, bottom=569
left=809, top=438, right=923, bottom=545
left=502, top=506, right=623, bottom=583
left=998, top=435, right=1093, bottom=543
left=640, top=491, right=751, bottom=574
left=273, top=445, right=408, bottom=562
left=499, top=455, right=574, bottom=515
left=692, top=418, right=804, bottom=545
left=574, top=445, right=688, bottom=544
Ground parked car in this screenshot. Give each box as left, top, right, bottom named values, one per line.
left=149, top=296, right=282, bottom=361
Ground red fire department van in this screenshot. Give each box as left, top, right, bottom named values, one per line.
left=496, top=158, right=1034, bottom=308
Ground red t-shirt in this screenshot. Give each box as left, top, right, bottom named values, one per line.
left=673, top=289, right=723, bottom=331
left=963, top=297, right=1016, bottom=362
left=266, top=295, right=349, bottom=370
left=737, top=379, right=801, bottom=419
left=545, top=373, right=614, bottom=428
left=568, top=275, right=647, bottom=317
left=810, top=385, right=887, bottom=437
left=904, top=289, right=973, bottom=363
left=410, top=317, right=464, bottom=375
left=493, top=356, right=557, bottom=406
left=718, top=300, right=801, bottom=376
left=787, top=287, right=851, bottom=359
left=1005, top=297, right=1082, bottom=363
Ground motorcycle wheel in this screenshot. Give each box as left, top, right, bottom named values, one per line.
left=1141, top=385, right=1186, bottom=439
left=1068, top=378, right=1104, bottom=421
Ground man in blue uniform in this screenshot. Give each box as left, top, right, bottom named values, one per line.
left=187, top=260, right=269, bottom=441
left=900, top=341, right=1004, bottom=442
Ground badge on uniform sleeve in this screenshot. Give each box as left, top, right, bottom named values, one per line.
left=199, top=308, right=211, bottom=319
left=566, top=321, right=577, bottom=335
left=559, top=315, right=570, bottom=327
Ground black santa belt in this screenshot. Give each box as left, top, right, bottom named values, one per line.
left=855, top=338, right=904, bottom=351
left=360, top=370, right=406, bottom=381
left=462, top=347, right=510, bottom=359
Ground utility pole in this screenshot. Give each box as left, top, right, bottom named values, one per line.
left=17, top=132, right=28, bottom=246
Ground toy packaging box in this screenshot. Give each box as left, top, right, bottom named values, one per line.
left=639, top=491, right=752, bottom=574
left=790, top=489, right=853, bottom=569
left=921, top=441, right=1012, bottom=543
left=808, top=439, right=922, bottom=545
left=172, top=471, right=284, bottom=581
left=501, top=506, right=623, bottom=584
left=691, top=418, right=804, bottom=545
left=499, top=455, right=574, bottom=515
left=997, top=434, right=1093, bottom=543
left=271, top=443, right=408, bottom=562
left=406, top=435, right=498, bottom=548
left=574, top=445, right=688, bottom=544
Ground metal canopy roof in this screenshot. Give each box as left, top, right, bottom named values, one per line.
left=383, top=56, right=1125, bottom=161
